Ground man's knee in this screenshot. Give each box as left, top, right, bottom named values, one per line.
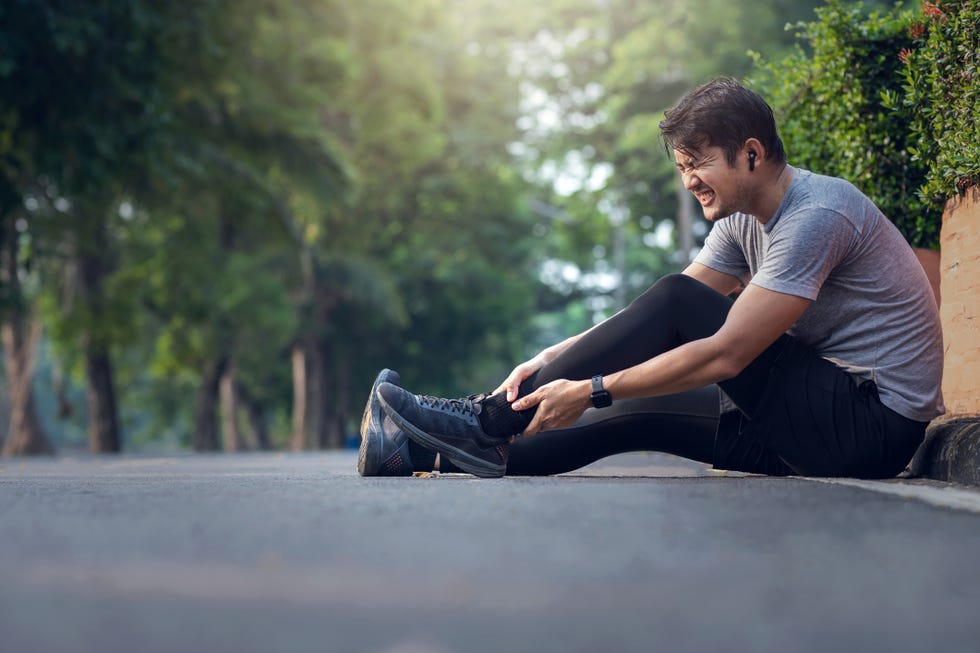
left=631, top=273, right=712, bottom=309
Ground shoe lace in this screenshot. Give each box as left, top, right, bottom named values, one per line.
left=417, top=392, right=487, bottom=416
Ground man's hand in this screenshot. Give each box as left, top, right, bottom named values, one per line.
left=494, top=354, right=547, bottom=402
left=511, top=378, right=592, bottom=437
left=495, top=328, right=596, bottom=402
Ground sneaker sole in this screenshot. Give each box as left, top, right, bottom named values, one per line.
left=358, top=369, right=396, bottom=476
left=376, top=391, right=506, bottom=478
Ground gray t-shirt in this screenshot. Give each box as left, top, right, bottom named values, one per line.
left=694, top=169, right=944, bottom=422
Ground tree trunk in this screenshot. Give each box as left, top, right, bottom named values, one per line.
left=0, top=215, right=53, bottom=456
left=77, top=220, right=122, bottom=453
left=237, top=384, right=270, bottom=450
left=324, top=415, right=343, bottom=450
left=0, top=381, right=10, bottom=445
left=290, top=336, right=331, bottom=450
left=194, top=357, right=228, bottom=451
left=1, top=320, right=53, bottom=456
left=244, top=398, right=271, bottom=450
left=85, top=350, right=120, bottom=452
left=290, top=345, right=307, bottom=450
left=329, top=342, right=353, bottom=449
left=220, top=363, right=246, bottom=452
left=291, top=253, right=342, bottom=450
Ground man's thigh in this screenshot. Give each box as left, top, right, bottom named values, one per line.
left=719, top=338, right=924, bottom=478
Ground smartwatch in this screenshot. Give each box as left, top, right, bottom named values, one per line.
left=590, top=375, right=612, bottom=409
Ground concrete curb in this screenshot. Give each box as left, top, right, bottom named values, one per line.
left=908, top=417, right=980, bottom=486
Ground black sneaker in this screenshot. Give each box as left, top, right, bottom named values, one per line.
left=358, top=369, right=414, bottom=476
left=376, top=382, right=510, bottom=478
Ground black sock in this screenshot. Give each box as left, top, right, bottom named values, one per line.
left=478, top=384, right=536, bottom=438
left=439, top=456, right=464, bottom=473
left=407, top=440, right=436, bottom=471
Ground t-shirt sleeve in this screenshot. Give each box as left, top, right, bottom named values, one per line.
left=694, top=218, right=750, bottom=281
left=751, top=208, right=855, bottom=300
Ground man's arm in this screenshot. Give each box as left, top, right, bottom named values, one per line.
left=514, top=283, right=811, bottom=435
left=682, top=261, right=743, bottom=295
left=551, top=260, right=739, bottom=360
left=603, top=283, right=810, bottom=399
left=502, top=262, right=739, bottom=398
left=495, top=320, right=608, bottom=400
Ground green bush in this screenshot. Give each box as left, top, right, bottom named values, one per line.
left=896, top=0, right=980, bottom=205
left=752, top=0, right=944, bottom=248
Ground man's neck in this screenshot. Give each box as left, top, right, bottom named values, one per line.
left=753, top=164, right=796, bottom=225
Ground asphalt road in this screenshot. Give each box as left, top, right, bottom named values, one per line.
left=2, top=451, right=979, bottom=653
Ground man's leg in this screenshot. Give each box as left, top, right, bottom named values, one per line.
left=505, top=388, right=720, bottom=476
left=379, top=274, right=790, bottom=476
left=724, top=338, right=928, bottom=478
left=498, top=274, right=794, bottom=475
left=524, top=273, right=779, bottom=418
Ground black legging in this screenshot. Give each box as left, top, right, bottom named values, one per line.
left=505, top=274, right=787, bottom=475
left=507, top=387, right=721, bottom=475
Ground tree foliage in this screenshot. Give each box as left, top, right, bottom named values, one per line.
left=2, top=0, right=545, bottom=451
left=898, top=0, right=980, bottom=203
left=752, top=0, right=980, bottom=249
left=509, top=0, right=825, bottom=324
left=0, top=0, right=180, bottom=452
left=752, top=0, right=944, bottom=248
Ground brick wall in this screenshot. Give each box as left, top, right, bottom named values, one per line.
left=939, top=186, right=980, bottom=417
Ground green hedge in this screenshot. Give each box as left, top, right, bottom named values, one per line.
left=896, top=0, right=980, bottom=205
left=753, top=0, right=980, bottom=249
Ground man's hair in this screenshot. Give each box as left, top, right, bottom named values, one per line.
left=659, top=77, right=786, bottom=166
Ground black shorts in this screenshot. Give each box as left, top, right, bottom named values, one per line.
left=713, top=337, right=928, bottom=478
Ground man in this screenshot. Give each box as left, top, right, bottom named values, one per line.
left=359, top=77, right=944, bottom=479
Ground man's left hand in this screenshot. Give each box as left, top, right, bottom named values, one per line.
left=511, top=378, right=593, bottom=437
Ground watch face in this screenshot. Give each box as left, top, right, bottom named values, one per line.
left=591, top=391, right=612, bottom=409
left=590, top=375, right=612, bottom=408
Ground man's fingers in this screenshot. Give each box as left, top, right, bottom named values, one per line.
left=511, top=389, right=542, bottom=412
left=522, top=412, right=542, bottom=437
left=495, top=370, right=526, bottom=401
left=493, top=375, right=517, bottom=399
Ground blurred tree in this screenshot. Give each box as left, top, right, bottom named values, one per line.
left=0, top=216, right=52, bottom=455
left=112, top=0, right=349, bottom=451
left=511, top=0, right=834, bottom=326
left=336, top=0, right=540, bottom=401
left=0, top=1, right=177, bottom=453
left=107, top=0, right=537, bottom=449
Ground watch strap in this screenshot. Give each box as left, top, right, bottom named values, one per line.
left=590, top=375, right=612, bottom=408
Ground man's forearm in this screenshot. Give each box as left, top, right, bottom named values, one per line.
left=603, top=336, right=740, bottom=401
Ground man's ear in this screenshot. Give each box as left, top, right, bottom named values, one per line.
left=742, top=138, right=766, bottom=171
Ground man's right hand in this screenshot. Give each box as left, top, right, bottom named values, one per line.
left=494, top=354, right=548, bottom=403
left=494, top=327, right=595, bottom=403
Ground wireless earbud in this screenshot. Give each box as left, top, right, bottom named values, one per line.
left=748, top=151, right=757, bottom=172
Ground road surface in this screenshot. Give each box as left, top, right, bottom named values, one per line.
left=2, top=451, right=979, bottom=652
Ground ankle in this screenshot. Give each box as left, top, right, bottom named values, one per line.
left=437, top=454, right=466, bottom=474
left=478, top=392, right=533, bottom=438
left=407, top=440, right=437, bottom=471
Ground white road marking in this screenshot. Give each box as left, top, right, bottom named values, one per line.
left=807, top=477, right=980, bottom=514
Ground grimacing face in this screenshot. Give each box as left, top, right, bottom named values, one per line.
left=673, top=145, right=754, bottom=222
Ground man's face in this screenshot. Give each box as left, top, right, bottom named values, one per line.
left=673, top=145, right=751, bottom=222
